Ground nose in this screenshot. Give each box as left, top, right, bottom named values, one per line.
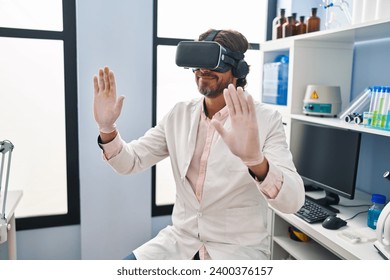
left=199, top=68, right=212, bottom=73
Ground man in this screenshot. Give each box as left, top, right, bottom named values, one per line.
left=93, top=29, right=304, bottom=260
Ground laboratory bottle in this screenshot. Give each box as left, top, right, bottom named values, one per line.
left=283, top=16, right=296, bottom=38
left=367, top=193, right=386, bottom=230
left=272, top=8, right=287, bottom=40
left=307, top=7, right=320, bottom=33
left=296, top=16, right=307, bottom=35
left=292, top=12, right=298, bottom=26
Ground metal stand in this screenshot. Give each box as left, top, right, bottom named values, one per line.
left=0, top=140, right=14, bottom=244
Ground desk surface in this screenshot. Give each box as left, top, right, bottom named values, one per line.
left=272, top=190, right=384, bottom=260
left=1, top=190, right=23, bottom=220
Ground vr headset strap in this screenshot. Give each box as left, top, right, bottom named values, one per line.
left=203, top=30, right=246, bottom=72
left=204, top=30, right=221, bottom=42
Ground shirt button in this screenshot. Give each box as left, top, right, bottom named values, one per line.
left=197, top=212, right=202, bottom=217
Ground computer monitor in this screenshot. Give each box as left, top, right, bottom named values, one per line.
left=289, top=120, right=361, bottom=213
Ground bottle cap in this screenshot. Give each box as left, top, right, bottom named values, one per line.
left=371, top=193, right=386, bottom=204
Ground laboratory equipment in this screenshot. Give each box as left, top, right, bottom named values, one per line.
left=0, top=140, right=14, bottom=244
left=303, top=85, right=341, bottom=117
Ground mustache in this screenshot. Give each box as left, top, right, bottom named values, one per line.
left=197, top=72, right=218, bottom=78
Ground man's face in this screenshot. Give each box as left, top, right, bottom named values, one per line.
left=194, top=68, right=237, bottom=98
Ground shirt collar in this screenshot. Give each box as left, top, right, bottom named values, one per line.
left=201, top=98, right=229, bottom=120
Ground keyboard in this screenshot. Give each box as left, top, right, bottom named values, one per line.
left=294, top=196, right=336, bottom=223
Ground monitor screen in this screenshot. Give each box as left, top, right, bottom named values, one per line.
left=289, top=120, right=361, bottom=211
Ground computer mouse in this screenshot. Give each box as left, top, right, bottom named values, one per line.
left=322, top=216, right=347, bottom=230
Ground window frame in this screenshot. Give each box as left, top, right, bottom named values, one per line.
left=151, top=0, right=275, bottom=216
left=0, top=0, right=80, bottom=230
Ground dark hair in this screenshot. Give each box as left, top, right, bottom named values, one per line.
left=198, top=29, right=250, bottom=88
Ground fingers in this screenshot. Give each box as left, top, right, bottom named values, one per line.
left=98, top=68, right=104, bottom=92
left=115, top=95, right=126, bottom=113
left=109, top=70, right=116, bottom=96
left=104, top=66, right=110, bottom=93
left=224, top=84, right=250, bottom=116
left=93, top=75, right=99, bottom=96
left=95, top=66, right=116, bottom=96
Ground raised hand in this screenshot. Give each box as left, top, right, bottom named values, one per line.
left=211, top=84, right=264, bottom=167
left=93, top=66, right=125, bottom=133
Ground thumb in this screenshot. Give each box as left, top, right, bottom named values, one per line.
left=115, top=95, right=126, bottom=113
left=211, top=119, right=226, bottom=137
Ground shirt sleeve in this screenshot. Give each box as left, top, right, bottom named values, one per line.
left=97, top=133, right=125, bottom=160
left=249, top=161, right=283, bottom=199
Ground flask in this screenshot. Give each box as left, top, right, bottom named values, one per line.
left=272, top=8, right=287, bottom=40
left=296, top=16, right=307, bottom=35
left=283, top=16, right=296, bottom=38
left=307, top=7, right=320, bottom=33
left=367, top=194, right=386, bottom=230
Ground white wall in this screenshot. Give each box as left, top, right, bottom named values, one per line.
left=77, top=0, right=154, bottom=259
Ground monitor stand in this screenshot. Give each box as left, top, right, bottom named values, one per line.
left=312, top=191, right=340, bottom=213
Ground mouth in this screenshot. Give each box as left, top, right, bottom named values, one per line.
left=197, top=74, right=217, bottom=81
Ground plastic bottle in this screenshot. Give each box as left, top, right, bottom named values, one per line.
left=367, top=194, right=386, bottom=230
left=307, top=7, right=320, bottom=33
left=272, top=8, right=287, bottom=40
left=296, top=16, right=307, bottom=35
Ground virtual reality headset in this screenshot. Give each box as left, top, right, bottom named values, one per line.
left=175, top=41, right=249, bottom=78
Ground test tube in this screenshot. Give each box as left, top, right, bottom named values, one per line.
left=385, top=87, right=390, bottom=130
left=370, top=86, right=380, bottom=127
left=368, top=86, right=377, bottom=112
left=376, top=86, right=387, bottom=128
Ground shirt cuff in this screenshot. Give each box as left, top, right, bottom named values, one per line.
left=97, top=133, right=124, bottom=160
left=250, top=162, right=283, bottom=199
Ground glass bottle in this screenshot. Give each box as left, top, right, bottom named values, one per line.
left=272, top=8, right=287, bottom=40
left=307, top=7, right=320, bottom=33
left=296, top=16, right=307, bottom=35
left=292, top=12, right=298, bottom=26
left=367, top=193, right=386, bottom=229
left=283, top=16, right=296, bottom=38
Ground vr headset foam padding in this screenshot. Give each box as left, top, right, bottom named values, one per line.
left=175, top=41, right=249, bottom=78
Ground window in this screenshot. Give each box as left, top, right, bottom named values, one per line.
left=0, top=0, right=79, bottom=229
left=152, top=0, right=275, bottom=215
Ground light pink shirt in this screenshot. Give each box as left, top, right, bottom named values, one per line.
left=100, top=100, right=282, bottom=260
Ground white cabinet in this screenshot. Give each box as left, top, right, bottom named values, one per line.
left=260, top=19, right=390, bottom=139
left=269, top=191, right=383, bottom=260
left=261, top=19, right=390, bottom=259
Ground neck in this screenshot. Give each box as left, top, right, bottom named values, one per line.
left=204, top=94, right=226, bottom=118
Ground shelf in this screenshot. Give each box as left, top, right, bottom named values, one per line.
left=261, top=19, right=390, bottom=50
left=290, top=114, right=390, bottom=137
left=273, top=236, right=339, bottom=260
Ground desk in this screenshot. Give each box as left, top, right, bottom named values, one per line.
left=268, top=190, right=384, bottom=260
left=0, top=190, right=22, bottom=260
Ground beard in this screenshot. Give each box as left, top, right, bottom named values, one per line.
left=196, top=72, right=234, bottom=98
